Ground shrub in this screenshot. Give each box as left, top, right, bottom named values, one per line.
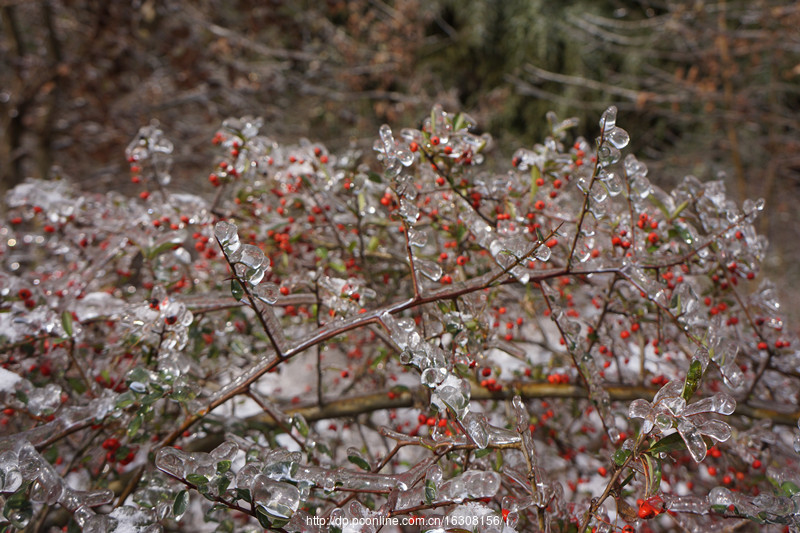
left=1, top=105, right=798, bottom=532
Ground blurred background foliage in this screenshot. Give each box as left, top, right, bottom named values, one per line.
left=2, top=0, right=799, bottom=318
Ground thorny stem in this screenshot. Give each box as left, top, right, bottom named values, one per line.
left=487, top=223, right=565, bottom=287
left=402, top=219, right=421, bottom=299
left=66, top=337, right=93, bottom=397
left=246, top=391, right=308, bottom=453
left=217, top=236, right=284, bottom=358
left=420, top=145, right=495, bottom=227
left=578, top=432, right=643, bottom=532
left=566, top=118, right=607, bottom=271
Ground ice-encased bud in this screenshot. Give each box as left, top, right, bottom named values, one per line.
left=463, top=412, right=489, bottom=449
left=677, top=419, right=707, bottom=462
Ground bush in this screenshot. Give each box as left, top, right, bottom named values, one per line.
left=1, top=106, right=798, bottom=532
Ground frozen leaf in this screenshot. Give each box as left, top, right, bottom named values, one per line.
left=600, top=106, right=617, bottom=130
left=251, top=474, right=300, bottom=521
left=462, top=412, right=489, bottom=449
left=155, top=447, right=187, bottom=478
left=677, top=419, right=707, bottom=462
left=214, top=221, right=241, bottom=255
left=346, top=448, right=371, bottom=470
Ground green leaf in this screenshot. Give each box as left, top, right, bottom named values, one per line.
left=173, top=490, right=189, bottom=517
left=329, top=261, right=346, bottom=273
left=367, top=171, right=382, bottom=183
left=255, top=506, right=272, bottom=529
left=67, top=377, right=87, bottom=395
left=347, top=452, right=370, bottom=471
left=613, top=449, right=632, bottom=466
left=424, top=479, right=437, bottom=505
left=231, top=279, right=244, bottom=301
left=315, top=247, right=329, bottom=260
left=669, top=200, right=690, bottom=220
left=453, top=222, right=467, bottom=242
left=647, top=456, right=662, bottom=494
left=186, top=473, right=209, bottom=486
left=682, top=359, right=704, bottom=401
left=216, top=475, right=231, bottom=493
left=3, top=485, right=33, bottom=528
left=127, top=413, right=143, bottom=438
left=216, top=460, right=231, bottom=475
left=646, top=432, right=686, bottom=455
left=292, top=414, right=309, bottom=437
left=473, top=448, right=492, bottom=459
left=366, top=236, right=380, bottom=252
left=235, top=488, right=252, bottom=504
left=61, top=311, right=74, bottom=337
left=452, top=113, right=466, bottom=133
left=445, top=322, right=463, bottom=335
left=781, top=481, right=800, bottom=496
left=146, top=240, right=183, bottom=261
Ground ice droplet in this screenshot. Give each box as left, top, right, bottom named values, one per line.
left=254, top=282, right=279, bottom=304
left=604, top=170, right=624, bottom=196
left=534, top=244, right=551, bottom=262
left=399, top=198, right=420, bottom=223
left=0, top=453, right=23, bottom=492
left=421, top=367, right=447, bottom=387
left=415, top=259, right=442, bottom=281
left=597, top=144, right=621, bottom=167
left=462, top=470, right=500, bottom=498
left=605, top=127, right=630, bottom=149
left=379, top=124, right=396, bottom=165
left=408, top=228, right=428, bottom=248
left=709, top=486, right=734, bottom=507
